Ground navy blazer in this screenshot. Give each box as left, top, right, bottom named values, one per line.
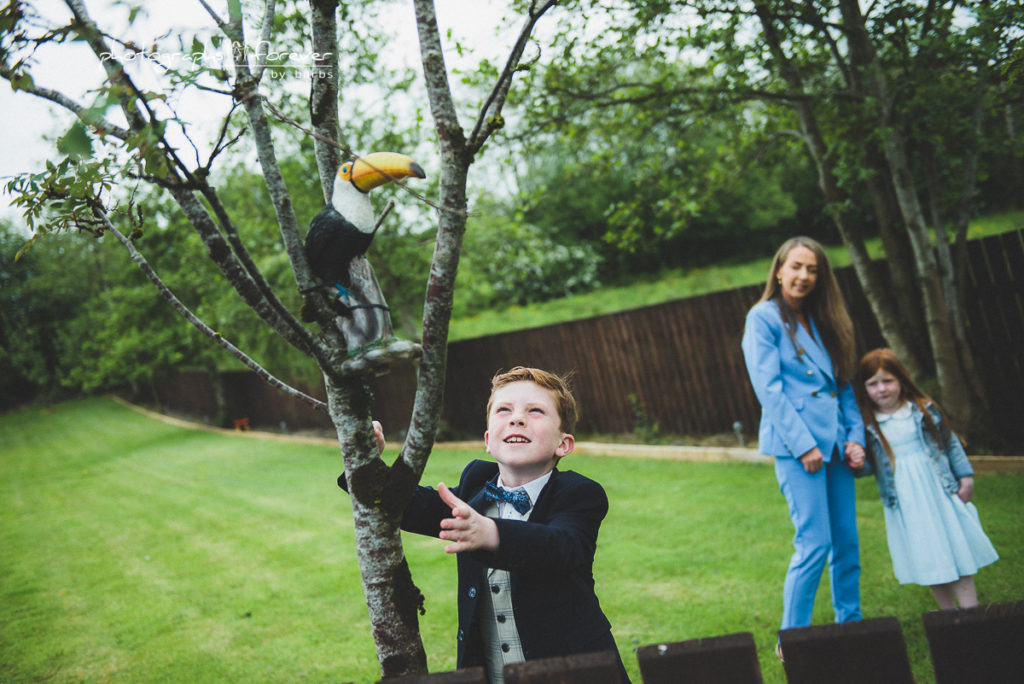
left=399, top=460, right=625, bottom=676
left=742, top=300, right=864, bottom=460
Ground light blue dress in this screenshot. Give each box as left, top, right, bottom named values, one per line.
left=877, top=405, right=999, bottom=585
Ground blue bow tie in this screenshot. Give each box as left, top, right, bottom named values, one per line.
left=484, top=482, right=532, bottom=515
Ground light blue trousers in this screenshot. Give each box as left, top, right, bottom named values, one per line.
left=775, top=455, right=862, bottom=631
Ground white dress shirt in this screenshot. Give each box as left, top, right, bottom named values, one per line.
left=480, top=470, right=553, bottom=682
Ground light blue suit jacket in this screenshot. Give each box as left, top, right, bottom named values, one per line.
left=742, top=300, right=864, bottom=460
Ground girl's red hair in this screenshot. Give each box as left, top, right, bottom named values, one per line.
left=854, top=348, right=960, bottom=465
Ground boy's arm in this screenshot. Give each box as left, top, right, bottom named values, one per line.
left=431, top=474, right=606, bottom=574
left=336, top=422, right=454, bottom=538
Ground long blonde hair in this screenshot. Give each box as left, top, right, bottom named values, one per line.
left=757, top=236, right=856, bottom=381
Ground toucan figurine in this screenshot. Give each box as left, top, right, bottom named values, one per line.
left=304, top=152, right=425, bottom=308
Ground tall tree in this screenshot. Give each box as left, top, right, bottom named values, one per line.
left=1, top=0, right=557, bottom=675
left=512, top=0, right=1023, bottom=435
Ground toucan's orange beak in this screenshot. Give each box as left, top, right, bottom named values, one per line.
left=337, top=152, right=426, bottom=193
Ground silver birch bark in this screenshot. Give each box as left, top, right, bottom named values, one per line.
left=837, top=0, right=973, bottom=427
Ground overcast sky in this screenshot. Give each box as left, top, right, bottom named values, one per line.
left=0, top=1, right=518, bottom=220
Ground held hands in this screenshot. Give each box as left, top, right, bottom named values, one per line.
left=437, top=483, right=499, bottom=554
left=799, top=443, right=866, bottom=473
left=844, top=441, right=866, bottom=470
left=957, top=476, right=975, bottom=504
left=372, top=420, right=386, bottom=455
left=799, top=447, right=824, bottom=473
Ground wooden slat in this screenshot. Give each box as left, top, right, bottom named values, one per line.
left=502, top=651, right=622, bottom=684
left=379, top=666, right=487, bottom=684
left=637, top=632, right=763, bottom=684
left=778, top=617, right=914, bottom=684
left=923, top=601, right=1024, bottom=684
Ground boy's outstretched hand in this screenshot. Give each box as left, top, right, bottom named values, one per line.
left=437, top=483, right=499, bottom=554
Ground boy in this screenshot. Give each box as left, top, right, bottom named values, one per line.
left=345, top=367, right=627, bottom=682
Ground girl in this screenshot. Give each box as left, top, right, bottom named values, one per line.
left=855, top=348, right=998, bottom=609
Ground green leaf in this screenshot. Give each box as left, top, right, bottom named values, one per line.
left=9, top=71, right=36, bottom=92
left=57, top=121, right=94, bottom=160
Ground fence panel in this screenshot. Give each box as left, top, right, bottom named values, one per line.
left=148, top=230, right=1023, bottom=447
left=440, top=231, right=1020, bottom=443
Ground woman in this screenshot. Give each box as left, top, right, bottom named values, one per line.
left=741, top=236, right=866, bottom=654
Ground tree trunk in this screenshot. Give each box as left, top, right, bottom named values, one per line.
left=752, top=2, right=918, bottom=372
left=838, top=0, right=974, bottom=429
left=860, top=143, right=930, bottom=377
left=325, top=376, right=428, bottom=677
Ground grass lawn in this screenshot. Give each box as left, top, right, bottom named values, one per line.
left=449, top=209, right=1024, bottom=340
left=2, top=397, right=1022, bottom=682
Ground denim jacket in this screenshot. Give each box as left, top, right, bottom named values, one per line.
left=858, top=401, right=973, bottom=508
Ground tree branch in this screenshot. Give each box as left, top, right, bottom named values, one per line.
left=58, top=1, right=326, bottom=367
left=96, top=204, right=327, bottom=413
left=192, top=177, right=327, bottom=360
left=219, top=13, right=321, bottom=305
left=468, top=0, right=558, bottom=154
left=252, top=0, right=277, bottom=82
left=309, top=0, right=342, bottom=203
left=6, top=5, right=297, bottom=362
left=156, top=180, right=325, bottom=355
left=413, top=0, right=466, bottom=162
left=195, top=0, right=227, bottom=29
left=63, top=0, right=147, bottom=131
left=0, top=67, right=131, bottom=140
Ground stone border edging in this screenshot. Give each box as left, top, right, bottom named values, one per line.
left=108, top=395, right=1024, bottom=471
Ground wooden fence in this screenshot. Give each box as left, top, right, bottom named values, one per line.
left=374, top=600, right=1024, bottom=683
left=151, top=229, right=1023, bottom=447
left=435, top=264, right=884, bottom=439
left=961, top=229, right=1024, bottom=449
left=433, top=229, right=1021, bottom=444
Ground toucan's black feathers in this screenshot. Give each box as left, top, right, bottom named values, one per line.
left=305, top=206, right=373, bottom=288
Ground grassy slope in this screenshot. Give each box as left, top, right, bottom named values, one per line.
left=2, top=398, right=1022, bottom=683
left=449, top=210, right=1024, bottom=341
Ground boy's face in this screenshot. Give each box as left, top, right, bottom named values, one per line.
left=485, top=380, right=574, bottom=487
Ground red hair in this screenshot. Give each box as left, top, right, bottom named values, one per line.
left=486, top=367, right=579, bottom=434
left=854, top=348, right=960, bottom=465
